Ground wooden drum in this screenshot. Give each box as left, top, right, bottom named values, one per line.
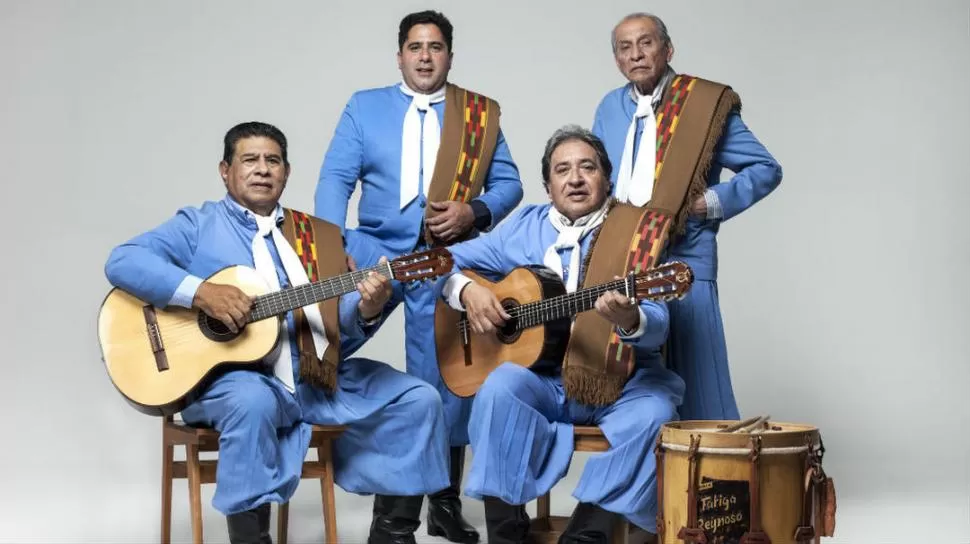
left=655, top=418, right=835, bottom=544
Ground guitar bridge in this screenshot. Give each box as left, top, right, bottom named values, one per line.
left=460, top=316, right=472, bottom=367
left=143, top=305, right=169, bottom=372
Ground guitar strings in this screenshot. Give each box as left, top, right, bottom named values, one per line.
left=456, top=276, right=679, bottom=334
left=144, top=259, right=442, bottom=335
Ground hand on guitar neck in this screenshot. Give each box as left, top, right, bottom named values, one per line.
left=353, top=256, right=393, bottom=322
left=593, top=278, right=640, bottom=333
left=192, top=282, right=253, bottom=334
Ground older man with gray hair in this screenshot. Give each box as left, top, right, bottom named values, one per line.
left=435, top=125, right=685, bottom=543
left=592, top=12, right=784, bottom=423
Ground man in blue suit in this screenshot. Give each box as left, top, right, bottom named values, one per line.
left=592, top=12, right=783, bottom=422
left=314, top=9, right=523, bottom=543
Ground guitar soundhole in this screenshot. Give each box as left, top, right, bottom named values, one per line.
left=495, top=299, right=522, bottom=344
left=198, top=313, right=242, bottom=343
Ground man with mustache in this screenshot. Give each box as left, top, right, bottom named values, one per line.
left=592, top=12, right=783, bottom=422
left=436, top=125, right=685, bottom=543
left=104, top=121, right=451, bottom=544
left=315, top=9, right=523, bottom=543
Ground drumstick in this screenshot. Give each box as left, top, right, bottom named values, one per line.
left=738, top=415, right=770, bottom=433
left=717, top=415, right=762, bottom=433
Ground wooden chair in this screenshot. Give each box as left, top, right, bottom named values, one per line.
left=160, top=416, right=345, bottom=543
left=530, top=425, right=644, bottom=544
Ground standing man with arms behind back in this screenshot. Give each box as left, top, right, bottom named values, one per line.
left=314, top=10, right=524, bottom=543
left=592, top=12, right=783, bottom=421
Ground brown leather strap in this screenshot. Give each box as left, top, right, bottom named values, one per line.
left=654, top=435, right=666, bottom=541
left=677, top=435, right=707, bottom=544
left=739, top=436, right=771, bottom=544
left=794, top=436, right=818, bottom=542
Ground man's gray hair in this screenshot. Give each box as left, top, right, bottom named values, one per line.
left=540, top=124, right=613, bottom=185
left=610, top=12, right=671, bottom=52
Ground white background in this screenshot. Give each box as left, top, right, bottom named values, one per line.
left=1, top=0, right=968, bottom=542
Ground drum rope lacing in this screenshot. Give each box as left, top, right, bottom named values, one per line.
left=659, top=442, right=810, bottom=455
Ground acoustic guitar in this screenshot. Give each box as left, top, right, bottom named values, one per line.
left=98, top=248, right=453, bottom=416
left=434, top=261, right=693, bottom=397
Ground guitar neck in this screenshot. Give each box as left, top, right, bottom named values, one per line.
left=248, top=261, right=392, bottom=322
left=509, top=276, right=633, bottom=331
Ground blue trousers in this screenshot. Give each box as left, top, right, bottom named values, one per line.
left=464, top=363, right=680, bottom=531
left=346, top=228, right=473, bottom=446
left=180, top=358, right=450, bottom=515
left=666, top=279, right=740, bottom=420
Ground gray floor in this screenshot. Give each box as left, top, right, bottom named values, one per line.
left=142, top=457, right=970, bottom=544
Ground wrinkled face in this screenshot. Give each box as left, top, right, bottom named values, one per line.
left=546, top=139, right=610, bottom=221
left=612, top=17, right=673, bottom=93
left=219, top=136, right=288, bottom=216
left=397, top=23, right=452, bottom=93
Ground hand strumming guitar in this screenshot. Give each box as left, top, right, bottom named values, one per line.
left=460, top=282, right=511, bottom=334
left=193, top=282, right=253, bottom=333
left=355, top=256, right=393, bottom=322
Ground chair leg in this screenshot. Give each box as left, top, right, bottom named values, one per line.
left=186, top=444, right=204, bottom=544
left=537, top=492, right=550, bottom=520
left=161, top=440, right=174, bottom=544
left=612, top=519, right=630, bottom=544
left=317, top=444, right=338, bottom=544
left=275, top=502, right=288, bottom=544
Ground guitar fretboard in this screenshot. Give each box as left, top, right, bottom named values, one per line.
left=248, top=261, right=392, bottom=322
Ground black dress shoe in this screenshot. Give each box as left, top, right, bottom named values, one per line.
left=226, top=503, right=272, bottom=544
left=427, top=446, right=480, bottom=543
left=557, top=502, right=620, bottom=544
left=368, top=494, right=423, bottom=544
left=483, top=495, right=532, bottom=544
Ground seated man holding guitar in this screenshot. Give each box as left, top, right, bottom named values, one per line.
left=434, top=125, right=690, bottom=543
left=102, top=121, right=453, bottom=544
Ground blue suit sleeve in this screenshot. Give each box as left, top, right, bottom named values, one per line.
left=103, top=207, right=202, bottom=308
left=633, top=300, right=669, bottom=349
left=591, top=96, right=608, bottom=140
left=448, top=207, right=524, bottom=275
left=708, top=111, right=783, bottom=221
left=315, top=94, right=364, bottom=233
left=469, top=128, right=523, bottom=231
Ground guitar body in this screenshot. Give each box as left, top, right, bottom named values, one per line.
left=97, top=265, right=282, bottom=416
left=435, top=266, right=570, bottom=398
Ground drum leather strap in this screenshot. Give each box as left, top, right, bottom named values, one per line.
left=739, top=436, right=771, bottom=544
left=677, top=435, right=708, bottom=544
left=794, top=436, right=819, bottom=543
left=654, top=435, right=666, bottom=541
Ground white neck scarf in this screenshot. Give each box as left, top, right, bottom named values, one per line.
left=399, top=81, right=447, bottom=210
left=615, top=84, right=661, bottom=206
left=542, top=200, right=611, bottom=293
left=251, top=213, right=329, bottom=393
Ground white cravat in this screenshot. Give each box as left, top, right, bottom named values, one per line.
left=615, top=86, right=659, bottom=206
left=251, top=213, right=329, bottom=393
left=542, top=201, right=611, bottom=293
left=399, top=81, right=446, bottom=210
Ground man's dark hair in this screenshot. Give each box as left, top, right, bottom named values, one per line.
left=222, top=121, right=288, bottom=165
left=398, top=10, right=453, bottom=51
left=541, top=124, right=613, bottom=185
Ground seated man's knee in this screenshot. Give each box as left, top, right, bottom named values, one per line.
left=402, top=381, right=444, bottom=417
left=223, top=376, right=280, bottom=426
left=477, top=363, right=534, bottom=402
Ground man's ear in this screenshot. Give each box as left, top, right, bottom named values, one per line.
left=218, top=161, right=229, bottom=186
